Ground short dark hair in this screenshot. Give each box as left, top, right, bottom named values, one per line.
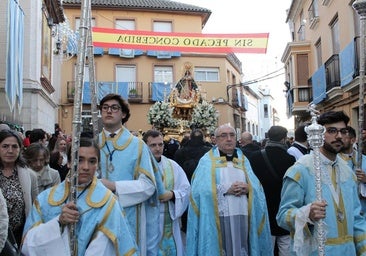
left=67, top=137, right=100, bottom=163
left=100, top=93, right=131, bottom=124
left=347, top=126, right=356, bottom=138
left=294, top=125, right=308, bottom=142
left=267, top=126, right=288, bottom=142
left=190, top=129, right=205, bottom=146
left=142, top=130, right=162, bottom=143
left=317, top=111, right=350, bottom=126
left=29, top=129, right=46, bottom=144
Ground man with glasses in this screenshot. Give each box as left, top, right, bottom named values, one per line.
left=339, top=126, right=366, bottom=215
left=277, top=111, right=366, bottom=255
left=98, top=93, right=165, bottom=255
left=143, top=130, right=190, bottom=256
left=186, top=123, right=272, bottom=256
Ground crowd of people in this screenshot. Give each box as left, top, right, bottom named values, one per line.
left=1, top=94, right=366, bottom=255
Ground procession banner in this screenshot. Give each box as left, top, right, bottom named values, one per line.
left=92, top=27, right=269, bottom=54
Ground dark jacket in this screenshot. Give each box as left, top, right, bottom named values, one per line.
left=240, top=143, right=261, bottom=158
left=174, top=142, right=211, bottom=182
left=248, top=145, right=296, bottom=236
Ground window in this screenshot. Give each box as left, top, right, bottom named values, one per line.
left=330, top=16, right=340, bottom=54
left=308, top=0, right=319, bottom=21
left=353, top=3, right=361, bottom=37
left=74, top=65, right=89, bottom=82
left=75, top=17, right=95, bottom=30
left=81, top=110, right=93, bottom=133
left=297, top=54, right=309, bottom=86
left=153, top=21, right=172, bottom=32
left=41, top=15, right=51, bottom=80
left=154, top=66, right=173, bottom=83
left=264, top=104, right=269, bottom=118
left=298, top=10, right=306, bottom=41
left=195, top=67, right=219, bottom=82
left=298, top=88, right=310, bottom=102
left=115, top=19, right=135, bottom=30
left=116, top=65, right=136, bottom=82
left=315, top=39, right=322, bottom=68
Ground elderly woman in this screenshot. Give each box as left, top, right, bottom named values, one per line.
left=0, top=130, right=38, bottom=245
left=23, top=143, right=61, bottom=192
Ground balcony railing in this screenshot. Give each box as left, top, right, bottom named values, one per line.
left=325, top=54, right=340, bottom=91
left=308, top=0, right=319, bottom=29
left=126, top=82, right=143, bottom=103
left=66, top=81, right=143, bottom=103
left=148, top=82, right=173, bottom=102
left=297, top=24, right=305, bottom=41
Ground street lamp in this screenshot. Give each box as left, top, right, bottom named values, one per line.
left=353, top=0, right=366, bottom=170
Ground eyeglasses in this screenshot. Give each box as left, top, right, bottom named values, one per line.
left=101, top=104, right=121, bottom=113
left=326, top=127, right=349, bottom=136
left=148, top=143, right=164, bottom=148
left=216, top=133, right=236, bottom=139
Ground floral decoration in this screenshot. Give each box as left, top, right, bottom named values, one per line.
left=189, top=101, right=218, bottom=132
left=147, top=101, right=178, bottom=129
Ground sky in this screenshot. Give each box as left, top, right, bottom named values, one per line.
left=174, top=0, right=294, bottom=128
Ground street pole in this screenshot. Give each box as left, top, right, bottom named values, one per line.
left=353, top=0, right=366, bottom=169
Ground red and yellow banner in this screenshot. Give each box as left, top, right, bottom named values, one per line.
left=92, top=27, right=269, bottom=54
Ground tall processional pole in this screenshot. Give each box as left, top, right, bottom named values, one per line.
left=353, top=0, right=366, bottom=169
left=68, top=0, right=93, bottom=254
left=305, top=105, right=325, bottom=256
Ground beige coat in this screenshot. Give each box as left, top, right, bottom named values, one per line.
left=0, top=189, right=8, bottom=251
left=17, top=166, right=39, bottom=216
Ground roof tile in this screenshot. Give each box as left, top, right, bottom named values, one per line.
left=62, top=0, right=211, bottom=14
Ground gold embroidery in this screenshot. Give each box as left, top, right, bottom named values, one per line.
left=48, top=183, right=68, bottom=206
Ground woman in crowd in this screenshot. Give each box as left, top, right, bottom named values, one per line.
left=23, top=143, right=60, bottom=192
left=22, top=137, right=137, bottom=255
left=0, top=130, right=38, bottom=245
left=49, top=150, right=69, bottom=181
left=53, top=138, right=69, bottom=167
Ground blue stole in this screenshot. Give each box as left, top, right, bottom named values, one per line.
left=99, top=127, right=167, bottom=254
left=187, top=147, right=272, bottom=256
left=158, top=156, right=177, bottom=255
left=23, top=177, right=138, bottom=256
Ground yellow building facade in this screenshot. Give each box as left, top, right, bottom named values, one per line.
left=59, top=0, right=246, bottom=136
left=283, top=0, right=366, bottom=131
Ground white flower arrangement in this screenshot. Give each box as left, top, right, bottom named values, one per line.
left=147, top=101, right=178, bottom=129
left=190, top=101, right=218, bottom=132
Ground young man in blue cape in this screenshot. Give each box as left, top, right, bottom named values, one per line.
left=98, top=94, right=167, bottom=255
left=22, top=137, right=137, bottom=256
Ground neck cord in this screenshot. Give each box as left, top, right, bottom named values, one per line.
left=77, top=180, right=92, bottom=199
left=105, top=142, right=116, bottom=162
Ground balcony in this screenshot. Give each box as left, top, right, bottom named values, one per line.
left=66, top=81, right=143, bottom=103
left=148, top=82, right=172, bottom=102
left=308, top=0, right=319, bottom=29
left=297, top=24, right=305, bottom=41
left=325, top=54, right=340, bottom=91
left=67, top=81, right=75, bottom=102
left=126, top=82, right=143, bottom=103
